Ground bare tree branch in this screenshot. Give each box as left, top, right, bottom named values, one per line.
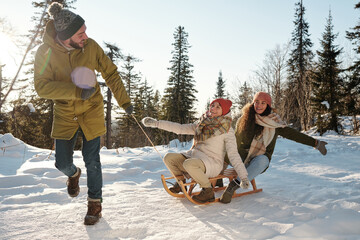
left=0, top=2, right=48, bottom=111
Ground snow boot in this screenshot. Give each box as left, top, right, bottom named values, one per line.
left=84, top=200, right=102, bottom=225
left=215, top=179, right=224, bottom=188
left=192, top=187, right=215, bottom=203
left=169, top=179, right=187, bottom=193
left=67, top=167, right=81, bottom=197
left=220, top=179, right=240, bottom=204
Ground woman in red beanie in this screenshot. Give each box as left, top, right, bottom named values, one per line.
left=142, top=98, right=249, bottom=203
left=219, top=92, right=328, bottom=203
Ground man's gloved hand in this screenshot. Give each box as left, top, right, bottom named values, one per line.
left=125, top=105, right=133, bottom=115
left=141, top=117, right=159, bottom=128
left=81, top=87, right=95, bottom=100
left=316, top=140, right=328, bottom=155
left=240, top=178, right=250, bottom=189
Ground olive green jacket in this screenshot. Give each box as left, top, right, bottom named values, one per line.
left=34, top=20, right=131, bottom=140
left=226, top=126, right=317, bottom=171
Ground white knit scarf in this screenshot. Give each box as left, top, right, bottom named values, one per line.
left=244, top=112, right=287, bottom=165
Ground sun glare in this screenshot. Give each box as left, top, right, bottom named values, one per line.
left=0, top=31, right=19, bottom=75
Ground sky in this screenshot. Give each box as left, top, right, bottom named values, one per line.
left=0, top=0, right=359, bottom=114
left=1, top=117, right=360, bottom=239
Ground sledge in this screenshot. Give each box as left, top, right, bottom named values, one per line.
left=131, top=116, right=262, bottom=205
left=161, top=167, right=262, bottom=205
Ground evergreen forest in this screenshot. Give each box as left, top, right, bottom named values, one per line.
left=0, top=0, right=359, bottom=149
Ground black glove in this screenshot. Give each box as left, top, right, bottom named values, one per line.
left=125, top=105, right=133, bottom=115
left=316, top=140, right=328, bottom=155
left=81, top=87, right=95, bottom=100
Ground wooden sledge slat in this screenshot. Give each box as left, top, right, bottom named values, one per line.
left=161, top=168, right=263, bottom=204
left=161, top=174, right=185, bottom=198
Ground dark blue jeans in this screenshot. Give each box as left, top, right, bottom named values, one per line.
left=55, top=129, right=102, bottom=200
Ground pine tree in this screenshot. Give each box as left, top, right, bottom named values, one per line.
left=342, top=71, right=360, bottom=134
left=151, top=90, right=164, bottom=145
left=102, top=42, right=123, bottom=148
left=131, top=78, right=159, bottom=147
left=345, top=1, right=360, bottom=134
left=215, top=70, right=226, bottom=98
left=238, top=81, right=253, bottom=110
left=284, top=0, right=314, bottom=130
left=153, top=90, right=162, bottom=119
left=132, top=92, right=145, bottom=147
left=28, top=96, right=54, bottom=148
left=142, top=79, right=159, bottom=120
left=232, top=81, right=253, bottom=125
left=346, top=2, right=360, bottom=64
left=161, top=26, right=197, bottom=143
left=162, top=26, right=197, bottom=124
left=311, top=10, right=343, bottom=135
left=7, top=97, right=52, bottom=148
left=116, top=55, right=141, bottom=147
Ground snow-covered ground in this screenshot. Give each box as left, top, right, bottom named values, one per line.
left=1, top=130, right=360, bottom=240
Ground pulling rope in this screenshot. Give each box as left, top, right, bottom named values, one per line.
left=131, top=114, right=186, bottom=188
left=131, top=114, right=164, bottom=160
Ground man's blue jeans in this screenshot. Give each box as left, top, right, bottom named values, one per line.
left=55, top=129, right=102, bottom=200
left=237, top=155, right=270, bottom=182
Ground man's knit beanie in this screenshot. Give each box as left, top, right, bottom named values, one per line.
left=48, top=2, right=85, bottom=40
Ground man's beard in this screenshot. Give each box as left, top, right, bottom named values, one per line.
left=69, top=39, right=84, bottom=49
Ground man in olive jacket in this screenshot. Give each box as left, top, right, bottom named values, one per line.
left=34, top=2, right=132, bottom=225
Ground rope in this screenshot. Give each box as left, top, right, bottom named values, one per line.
left=131, top=114, right=184, bottom=188
left=131, top=114, right=164, bottom=160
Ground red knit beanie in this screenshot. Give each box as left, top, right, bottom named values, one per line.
left=253, top=92, right=272, bottom=107
left=211, top=98, right=232, bottom=115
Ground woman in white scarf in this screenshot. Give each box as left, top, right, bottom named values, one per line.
left=220, top=92, right=328, bottom=204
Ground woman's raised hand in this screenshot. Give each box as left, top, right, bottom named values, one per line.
left=141, top=117, right=159, bottom=128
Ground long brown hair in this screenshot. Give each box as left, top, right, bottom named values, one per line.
left=236, top=103, right=272, bottom=138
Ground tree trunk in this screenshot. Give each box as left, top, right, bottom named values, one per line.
left=353, top=114, right=359, bottom=134
left=0, top=64, right=5, bottom=114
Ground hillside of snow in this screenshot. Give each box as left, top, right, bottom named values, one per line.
left=0, top=131, right=360, bottom=240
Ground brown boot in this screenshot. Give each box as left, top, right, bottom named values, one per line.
left=67, top=167, right=81, bottom=197
left=192, top=187, right=215, bottom=203
left=169, top=179, right=187, bottom=193
left=84, top=200, right=102, bottom=225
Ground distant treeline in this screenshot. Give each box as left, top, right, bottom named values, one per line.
left=0, top=1, right=359, bottom=149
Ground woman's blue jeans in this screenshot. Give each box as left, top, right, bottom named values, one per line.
left=237, top=155, right=270, bottom=182
left=55, top=129, right=102, bottom=200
